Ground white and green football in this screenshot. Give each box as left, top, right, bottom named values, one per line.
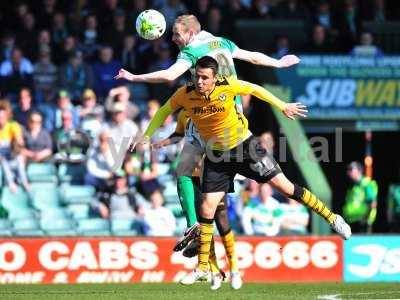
left=135, top=9, right=166, bottom=40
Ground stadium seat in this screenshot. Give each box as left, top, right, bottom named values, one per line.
left=58, top=163, right=86, bottom=184
left=0, top=219, right=11, bottom=229
left=14, top=229, right=44, bottom=236
left=67, top=204, right=90, bottom=219
left=8, top=208, right=36, bottom=220
left=111, top=218, right=142, bottom=236
left=40, top=208, right=69, bottom=219
left=41, top=217, right=76, bottom=236
left=13, top=218, right=40, bottom=231
left=76, top=218, right=110, bottom=236
left=27, top=162, right=58, bottom=183
left=165, top=203, right=183, bottom=218
left=30, top=183, right=61, bottom=210
left=60, top=185, right=95, bottom=204
left=1, top=186, right=30, bottom=211
left=174, top=217, right=187, bottom=236
left=0, top=229, right=12, bottom=236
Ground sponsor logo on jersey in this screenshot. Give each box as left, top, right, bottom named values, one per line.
left=218, top=93, right=227, bottom=101
left=192, top=105, right=225, bottom=115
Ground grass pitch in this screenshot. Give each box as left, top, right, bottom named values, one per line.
left=1, top=282, right=399, bottom=300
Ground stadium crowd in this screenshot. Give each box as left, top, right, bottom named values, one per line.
left=0, top=0, right=397, bottom=237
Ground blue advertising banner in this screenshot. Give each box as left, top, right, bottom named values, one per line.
left=344, top=236, right=400, bottom=282
left=275, top=55, right=400, bottom=119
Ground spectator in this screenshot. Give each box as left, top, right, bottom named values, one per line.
left=102, top=9, right=130, bottom=53
left=33, top=45, right=58, bottom=103
left=36, top=0, right=59, bottom=29
left=96, top=0, right=120, bottom=30
left=58, top=49, right=94, bottom=101
left=274, top=0, right=310, bottom=20
left=224, top=0, right=249, bottom=33
left=17, top=12, right=37, bottom=60
left=314, top=0, right=333, bottom=30
left=85, top=129, right=115, bottom=191
left=343, top=161, right=378, bottom=233
left=104, top=101, right=139, bottom=151
left=139, top=99, right=160, bottom=134
left=206, top=7, right=227, bottom=36
left=273, top=34, right=290, bottom=58
left=250, top=0, right=273, bottom=19
left=0, top=100, right=29, bottom=192
left=241, top=183, right=282, bottom=236
left=81, top=15, right=100, bottom=61
left=159, top=0, right=187, bottom=29
left=53, top=109, right=88, bottom=162
left=51, top=12, right=69, bottom=50
left=78, top=88, right=104, bottom=138
left=0, top=32, right=16, bottom=61
left=146, top=43, right=176, bottom=100
left=43, top=90, right=80, bottom=132
left=351, top=32, right=384, bottom=57
left=0, top=47, right=33, bottom=97
left=28, top=29, right=52, bottom=64
left=119, top=34, right=139, bottom=74
left=13, top=87, right=36, bottom=128
left=335, top=0, right=362, bottom=51
left=191, top=0, right=210, bottom=25
left=143, top=189, right=176, bottom=236
left=104, top=171, right=144, bottom=220
left=302, top=24, right=334, bottom=54
left=280, top=198, right=309, bottom=235
left=21, top=111, right=52, bottom=163
left=105, top=85, right=139, bottom=120
left=126, top=0, right=147, bottom=29
left=53, top=35, right=80, bottom=65
left=92, top=46, right=121, bottom=99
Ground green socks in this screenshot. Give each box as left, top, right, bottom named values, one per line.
left=177, top=176, right=198, bottom=227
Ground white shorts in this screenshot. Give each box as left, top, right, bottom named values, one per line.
left=176, top=121, right=205, bottom=177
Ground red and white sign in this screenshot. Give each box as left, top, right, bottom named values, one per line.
left=0, top=236, right=343, bottom=284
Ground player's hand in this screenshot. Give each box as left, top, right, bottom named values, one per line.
left=129, top=135, right=150, bottom=152
left=114, top=68, right=135, bottom=81
left=283, top=103, right=308, bottom=120
left=278, top=55, right=300, bottom=68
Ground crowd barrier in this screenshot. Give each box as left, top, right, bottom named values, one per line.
left=0, top=235, right=398, bottom=284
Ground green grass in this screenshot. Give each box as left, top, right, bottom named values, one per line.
left=0, top=282, right=399, bottom=300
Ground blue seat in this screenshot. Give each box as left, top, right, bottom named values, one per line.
left=60, top=185, right=95, bottom=204
left=67, top=204, right=90, bottom=219
left=13, top=219, right=40, bottom=230
left=27, top=162, right=57, bottom=183
left=111, top=219, right=142, bottom=236
left=0, top=229, right=12, bottom=236
left=1, top=187, right=31, bottom=216
left=77, top=218, right=110, bottom=236
left=0, top=219, right=11, bottom=229
left=58, top=163, right=86, bottom=184
left=41, top=217, right=76, bottom=236
left=31, top=184, right=61, bottom=210
left=14, top=229, right=44, bottom=236
left=8, top=208, right=36, bottom=220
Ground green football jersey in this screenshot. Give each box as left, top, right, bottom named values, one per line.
left=177, top=31, right=238, bottom=79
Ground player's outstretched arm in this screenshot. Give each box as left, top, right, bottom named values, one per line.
left=236, top=80, right=307, bottom=120
left=233, top=48, right=300, bottom=68
left=114, top=61, right=189, bottom=83
left=130, top=100, right=174, bottom=151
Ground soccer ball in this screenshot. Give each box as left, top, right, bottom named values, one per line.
left=136, top=10, right=166, bottom=40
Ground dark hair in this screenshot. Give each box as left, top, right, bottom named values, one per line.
left=195, top=56, right=218, bottom=75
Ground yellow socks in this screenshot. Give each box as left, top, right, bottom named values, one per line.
left=221, top=230, right=238, bottom=273
left=198, top=222, right=213, bottom=272
left=301, top=188, right=336, bottom=224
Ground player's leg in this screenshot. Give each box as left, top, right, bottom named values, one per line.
left=214, top=197, right=242, bottom=290
left=269, top=173, right=352, bottom=239
left=240, top=136, right=351, bottom=239
left=174, top=143, right=203, bottom=251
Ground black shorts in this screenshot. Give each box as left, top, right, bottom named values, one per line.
left=202, top=136, right=282, bottom=193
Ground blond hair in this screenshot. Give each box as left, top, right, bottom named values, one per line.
left=174, top=15, right=201, bottom=34
left=0, top=99, right=13, bottom=119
